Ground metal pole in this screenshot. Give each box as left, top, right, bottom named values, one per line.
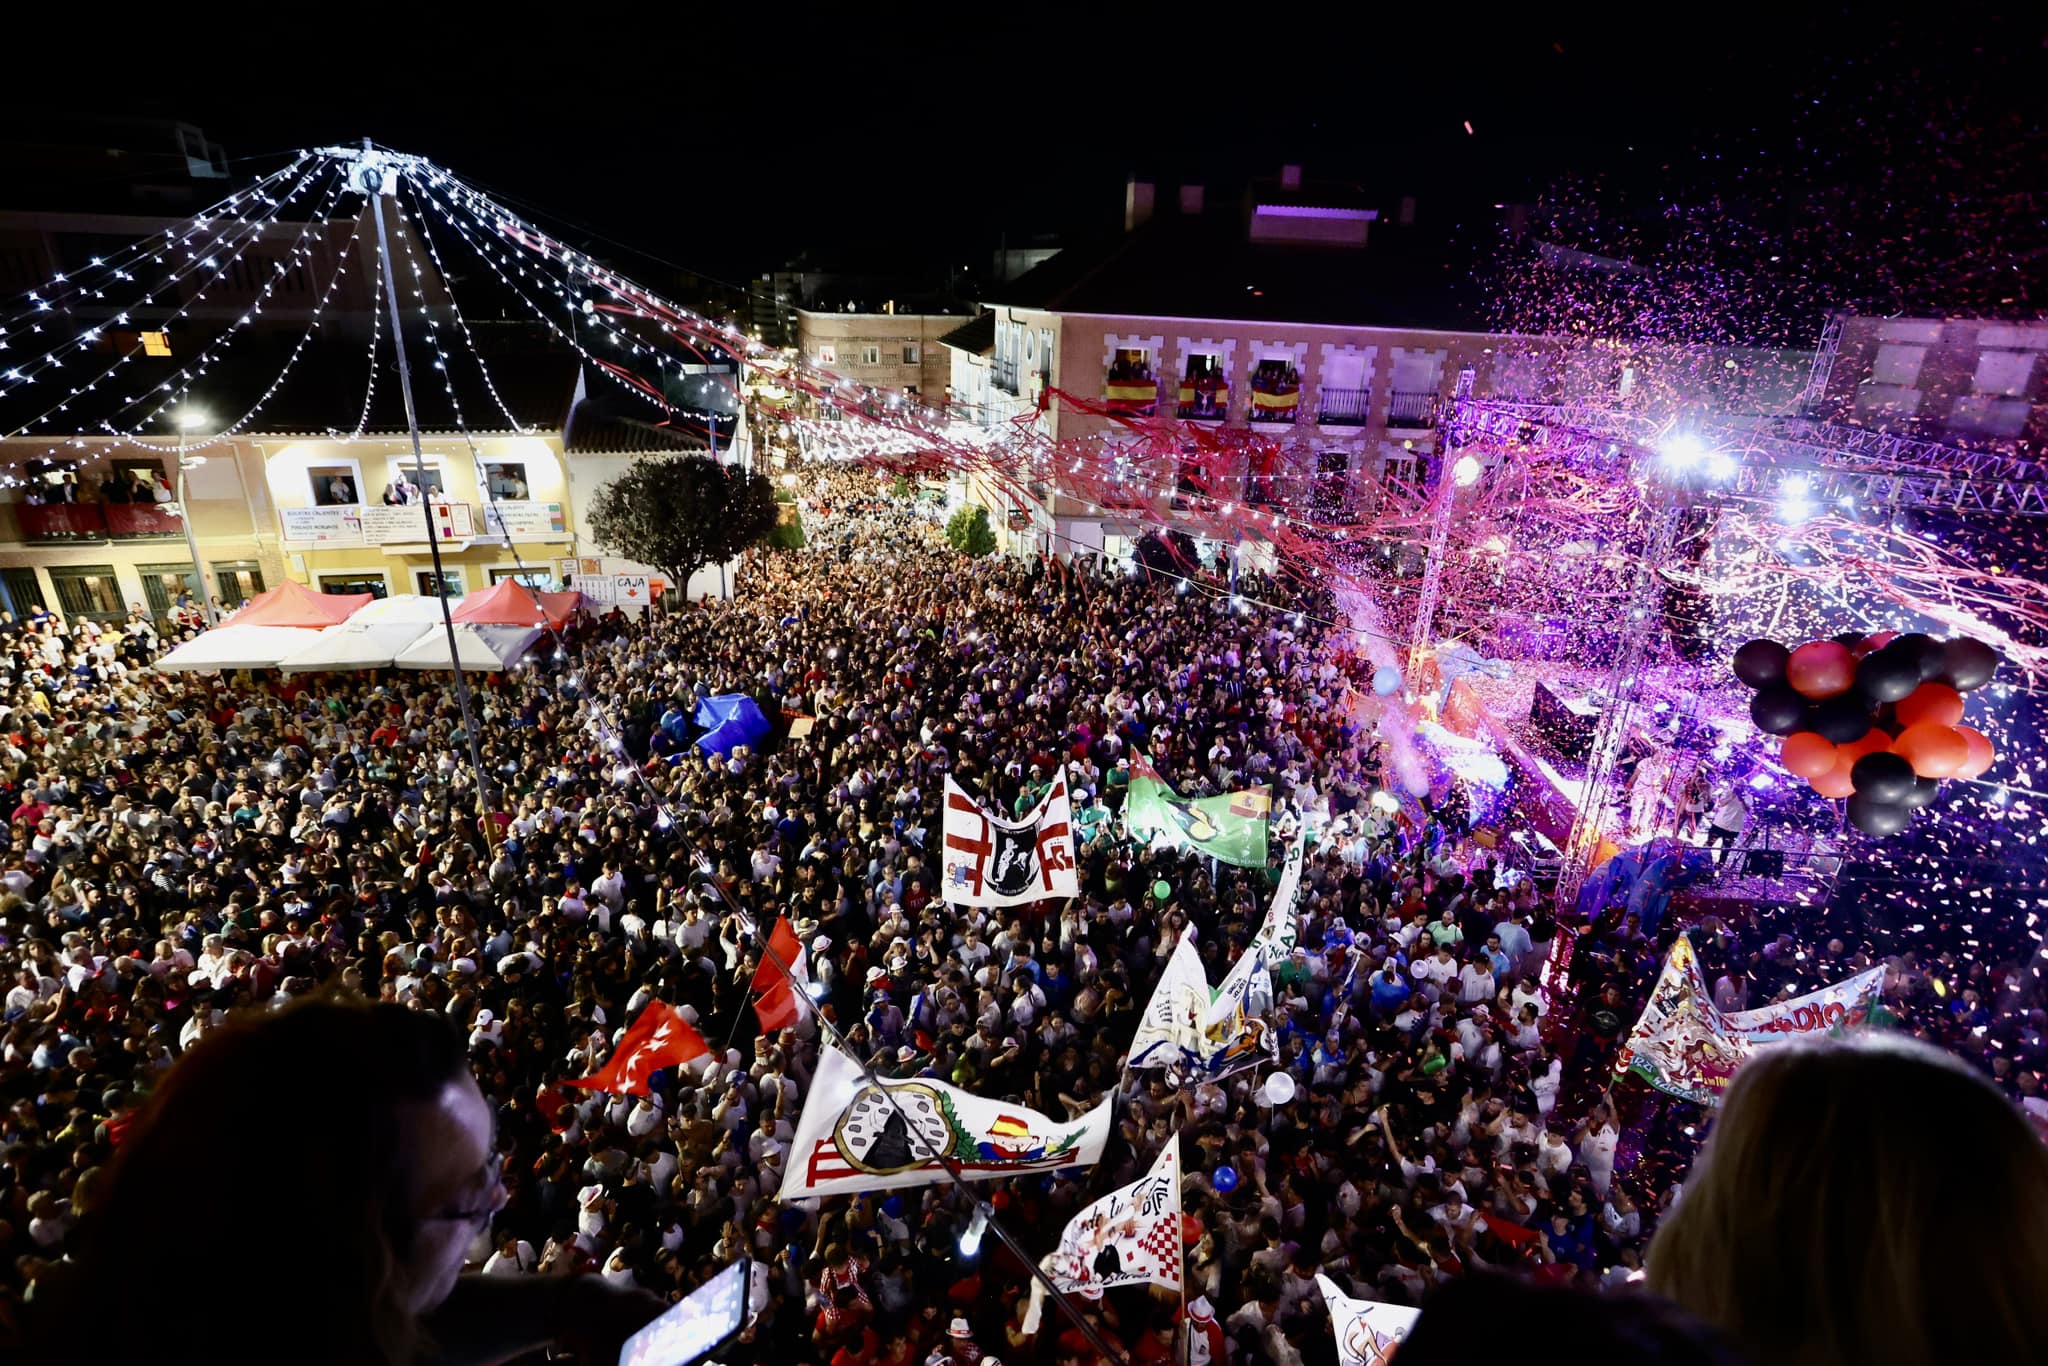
left=177, top=428, right=218, bottom=626
left=363, top=138, right=494, bottom=813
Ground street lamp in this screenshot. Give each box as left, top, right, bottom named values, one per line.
left=173, top=407, right=217, bottom=626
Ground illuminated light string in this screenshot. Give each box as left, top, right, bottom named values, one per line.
left=1, top=160, right=339, bottom=449
left=110, top=210, right=369, bottom=455
left=344, top=235, right=386, bottom=441
left=397, top=175, right=535, bottom=435
left=0, top=158, right=310, bottom=339
left=0, top=161, right=330, bottom=406
left=104, top=189, right=365, bottom=452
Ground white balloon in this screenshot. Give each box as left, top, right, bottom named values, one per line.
left=1261, top=1071, right=1297, bottom=1106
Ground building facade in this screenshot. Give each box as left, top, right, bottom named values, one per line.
left=795, top=310, right=959, bottom=403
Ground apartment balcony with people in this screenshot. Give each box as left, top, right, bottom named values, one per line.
left=1176, top=356, right=1229, bottom=421
left=1102, top=348, right=1160, bottom=416
left=1248, top=358, right=1303, bottom=426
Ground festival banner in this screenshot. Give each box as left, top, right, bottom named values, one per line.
left=483, top=500, right=569, bottom=541
left=1248, top=826, right=1307, bottom=960
left=562, top=1002, right=708, bottom=1096
left=1315, top=1274, right=1419, bottom=1366
left=941, top=772, right=1079, bottom=906
left=1616, top=935, right=1889, bottom=1107
left=1129, top=933, right=1276, bottom=1081
left=1122, top=752, right=1270, bottom=868
left=778, top=1045, right=1110, bottom=1200
left=1040, top=1136, right=1181, bottom=1314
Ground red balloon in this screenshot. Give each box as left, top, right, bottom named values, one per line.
left=1857, top=630, right=1900, bottom=658
left=1896, top=682, right=1964, bottom=729
left=1811, top=764, right=1858, bottom=799
left=1837, top=729, right=1893, bottom=765
left=1786, top=641, right=1856, bottom=699
left=1954, top=725, right=1996, bottom=780
left=1781, top=732, right=1841, bottom=779
left=1894, top=722, right=1970, bottom=779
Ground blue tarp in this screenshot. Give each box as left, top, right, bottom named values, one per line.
left=694, top=693, right=771, bottom=757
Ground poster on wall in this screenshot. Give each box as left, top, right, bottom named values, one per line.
left=614, top=575, right=651, bottom=606
left=279, top=505, right=366, bottom=546
left=360, top=502, right=474, bottom=543
left=571, top=574, right=616, bottom=604
left=483, top=501, right=568, bottom=541
left=556, top=558, right=579, bottom=582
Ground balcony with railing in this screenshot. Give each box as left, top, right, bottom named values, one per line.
left=1386, top=389, right=1438, bottom=428
left=1176, top=361, right=1229, bottom=421
left=13, top=502, right=186, bottom=543
left=1248, top=361, right=1303, bottom=426
left=1317, top=387, right=1372, bottom=426
left=1102, top=362, right=1159, bottom=416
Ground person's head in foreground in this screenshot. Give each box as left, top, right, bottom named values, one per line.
left=1397, top=1273, right=1746, bottom=1365
left=1647, top=1032, right=2048, bottom=1366
left=25, top=993, right=649, bottom=1364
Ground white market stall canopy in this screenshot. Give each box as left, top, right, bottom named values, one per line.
left=155, top=625, right=332, bottom=673
left=275, top=595, right=459, bottom=673
left=393, top=622, right=543, bottom=672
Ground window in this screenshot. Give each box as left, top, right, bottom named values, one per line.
left=416, top=569, right=465, bottom=599
left=47, top=565, right=124, bottom=622
left=319, top=573, right=388, bottom=599
left=1872, top=344, right=1926, bottom=387
left=902, top=345, right=920, bottom=365
left=141, top=331, right=171, bottom=357
left=1974, top=350, right=2037, bottom=398
left=389, top=459, right=446, bottom=499
left=212, top=561, right=265, bottom=608
left=815, top=344, right=837, bottom=366
left=482, top=461, right=531, bottom=501
left=860, top=345, right=882, bottom=367
left=489, top=567, right=551, bottom=589
left=138, top=563, right=202, bottom=615
left=1109, top=347, right=1154, bottom=381
left=308, top=463, right=362, bottom=506
left=110, top=458, right=171, bottom=503
left=0, top=568, right=46, bottom=618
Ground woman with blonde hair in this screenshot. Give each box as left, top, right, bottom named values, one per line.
left=1647, top=1032, right=2048, bottom=1366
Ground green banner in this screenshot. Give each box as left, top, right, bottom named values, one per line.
left=1123, top=752, right=1270, bottom=868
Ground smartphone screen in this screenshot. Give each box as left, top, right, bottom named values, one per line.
left=617, top=1260, right=751, bottom=1366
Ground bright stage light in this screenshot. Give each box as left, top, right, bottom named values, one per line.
left=1705, top=451, right=1738, bottom=480
left=1451, top=455, right=1483, bottom=487
left=1780, top=475, right=1814, bottom=523
left=1658, top=433, right=1708, bottom=469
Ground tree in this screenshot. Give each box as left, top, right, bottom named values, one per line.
left=585, top=456, right=780, bottom=589
left=946, top=505, right=997, bottom=557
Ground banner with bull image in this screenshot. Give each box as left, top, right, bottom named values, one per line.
left=941, top=771, right=1080, bottom=907
left=1617, top=934, right=1888, bottom=1107
left=777, top=1045, right=1111, bottom=1200
left=1316, top=1274, right=1419, bottom=1365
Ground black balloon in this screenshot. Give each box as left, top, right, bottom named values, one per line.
left=1750, top=686, right=1808, bottom=736
left=1831, top=631, right=1865, bottom=648
left=1847, top=790, right=1912, bottom=836
left=1898, top=775, right=1942, bottom=810
left=1851, top=790, right=1908, bottom=835
left=1893, top=632, right=1946, bottom=681
left=1849, top=751, right=1916, bottom=803
left=1940, top=637, right=2001, bottom=691
left=1732, top=639, right=1791, bottom=689
left=1855, top=647, right=1922, bottom=704
left=1809, top=696, right=1874, bottom=744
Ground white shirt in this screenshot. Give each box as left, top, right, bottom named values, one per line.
left=482, top=1241, right=536, bottom=1275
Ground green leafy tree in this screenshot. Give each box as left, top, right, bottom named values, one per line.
left=585, top=456, right=781, bottom=588
left=946, top=505, right=997, bottom=557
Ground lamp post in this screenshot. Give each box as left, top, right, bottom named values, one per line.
left=173, top=408, right=217, bottom=626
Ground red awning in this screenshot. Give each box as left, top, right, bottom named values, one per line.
left=227, top=578, right=371, bottom=628
left=452, top=578, right=579, bottom=629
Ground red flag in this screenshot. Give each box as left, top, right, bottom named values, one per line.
left=751, top=917, right=808, bottom=1033
left=562, top=1001, right=707, bottom=1096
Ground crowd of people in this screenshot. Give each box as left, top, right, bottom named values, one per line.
left=0, top=464, right=2042, bottom=1365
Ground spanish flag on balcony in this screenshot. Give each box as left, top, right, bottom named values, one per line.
left=1103, top=379, right=1158, bottom=413
left=1251, top=387, right=1301, bottom=413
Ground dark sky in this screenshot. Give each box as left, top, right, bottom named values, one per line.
left=7, top=5, right=2040, bottom=289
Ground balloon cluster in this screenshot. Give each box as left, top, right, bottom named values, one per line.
left=1734, top=631, right=2001, bottom=836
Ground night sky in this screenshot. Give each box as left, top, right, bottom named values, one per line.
left=10, top=7, right=2040, bottom=290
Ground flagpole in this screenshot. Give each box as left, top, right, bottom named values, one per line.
left=691, top=860, right=1131, bottom=1366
